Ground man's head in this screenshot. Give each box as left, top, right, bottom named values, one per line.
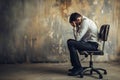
left=69, top=12, right=82, bottom=27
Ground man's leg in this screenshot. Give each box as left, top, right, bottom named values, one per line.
left=67, top=39, right=98, bottom=76
left=67, top=39, right=81, bottom=68
left=67, top=39, right=83, bottom=76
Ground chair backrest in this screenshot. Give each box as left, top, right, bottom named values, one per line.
left=99, top=24, right=110, bottom=41
left=99, top=24, right=110, bottom=51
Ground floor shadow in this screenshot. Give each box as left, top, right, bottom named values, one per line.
left=23, top=64, right=68, bottom=75
left=0, top=63, right=68, bottom=76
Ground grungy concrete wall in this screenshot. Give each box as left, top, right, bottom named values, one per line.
left=0, top=0, right=119, bottom=63
left=116, top=0, right=120, bottom=62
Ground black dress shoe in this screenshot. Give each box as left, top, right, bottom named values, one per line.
left=68, top=67, right=76, bottom=72
left=68, top=67, right=83, bottom=76
left=68, top=67, right=86, bottom=72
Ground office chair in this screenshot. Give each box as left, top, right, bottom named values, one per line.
left=80, top=24, right=110, bottom=79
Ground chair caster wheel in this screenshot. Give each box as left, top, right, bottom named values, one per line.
left=99, top=75, right=103, bottom=79
left=104, top=71, right=107, bottom=74
left=80, top=75, right=83, bottom=78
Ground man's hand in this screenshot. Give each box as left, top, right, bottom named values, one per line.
left=70, top=21, right=76, bottom=27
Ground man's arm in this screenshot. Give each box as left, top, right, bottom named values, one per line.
left=77, top=20, right=89, bottom=41
left=73, top=27, right=77, bottom=40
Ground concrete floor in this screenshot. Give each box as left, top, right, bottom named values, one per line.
left=0, top=62, right=120, bottom=80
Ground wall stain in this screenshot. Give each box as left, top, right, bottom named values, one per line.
left=0, top=0, right=119, bottom=63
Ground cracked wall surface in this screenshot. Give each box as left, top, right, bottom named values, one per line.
left=0, top=0, right=119, bottom=63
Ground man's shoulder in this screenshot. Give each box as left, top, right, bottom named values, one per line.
left=82, top=16, right=96, bottom=27
left=83, top=16, right=94, bottom=22
left=82, top=16, right=90, bottom=22
left=82, top=17, right=89, bottom=24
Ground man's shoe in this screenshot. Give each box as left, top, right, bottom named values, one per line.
left=68, top=67, right=86, bottom=72
left=68, top=67, right=76, bottom=72
left=68, top=67, right=83, bottom=76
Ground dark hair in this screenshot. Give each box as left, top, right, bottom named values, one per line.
left=69, top=12, right=82, bottom=23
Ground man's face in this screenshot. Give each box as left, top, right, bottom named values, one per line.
left=70, top=17, right=82, bottom=27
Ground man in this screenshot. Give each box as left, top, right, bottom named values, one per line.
left=67, top=12, right=99, bottom=76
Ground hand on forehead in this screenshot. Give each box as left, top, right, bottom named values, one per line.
left=70, top=21, right=76, bottom=27
left=70, top=17, right=82, bottom=27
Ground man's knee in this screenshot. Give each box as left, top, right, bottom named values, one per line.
left=67, top=39, right=76, bottom=46
left=67, top=39, right=73, bottom=44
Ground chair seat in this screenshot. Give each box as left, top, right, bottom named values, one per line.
left=80, top=50, right=104, bottom=55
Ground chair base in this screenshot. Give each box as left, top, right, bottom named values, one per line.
left=80, top=67, right=107, bottom=79
left=80, top=51, right=107, bottom=79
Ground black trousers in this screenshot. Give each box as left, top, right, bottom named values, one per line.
left=67, top=39, right=98, bottom=68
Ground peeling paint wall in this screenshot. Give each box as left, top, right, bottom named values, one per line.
left=115, top=0, right=120, bottom=62
left=0, top=0, right=119, bottom=63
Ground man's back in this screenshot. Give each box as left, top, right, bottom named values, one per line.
left=76, top=16, right=98, bottom=43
